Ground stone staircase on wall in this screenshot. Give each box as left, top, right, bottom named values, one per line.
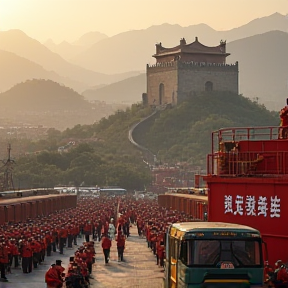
left=128, top=105, right=166, bottom=164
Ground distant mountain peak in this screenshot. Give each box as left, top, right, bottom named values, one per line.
left=270, top=12, right=285, bottom=17
left=73, top=31, right=108, bottom=47
left=1, top=29, right=28, bottom=38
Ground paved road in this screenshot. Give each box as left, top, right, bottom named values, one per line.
left=91, top=226, right=164, bottom=288
left=0, top=226, right=164, bottom=288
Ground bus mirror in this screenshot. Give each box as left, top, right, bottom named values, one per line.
left=262, top=240, right=268, bottom=262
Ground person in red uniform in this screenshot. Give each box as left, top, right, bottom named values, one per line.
left=9, top=239, right=20, bottom=268
left=276, top=263, right=288, bottom=287
left=157, top=240, right=165, bottom=268
left=101, top=234, right=111, bottom=264
left=20, top=239, right=33, bottom=273
left=264, top=261, right=274, bottom=285
left=83, top=221, right=92, bottom=243
left=58, top=226, right=68, bottom=255
left=31, top=237, right=42, bottom=268
left=116, top=231, right=125, bottom=262
left=54, top=260, right=65, bottom=278
left=45, top=262, right=64, bottom=288
left=279, top=98, right=288, bottom=139
left=0, top=241, right=9, bottom=282
left=45, top=231, right=52, bottom=256
left=84, top=243, right=94, bottom=274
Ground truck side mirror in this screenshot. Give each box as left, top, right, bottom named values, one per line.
left=262, top=240, right=268, bottom=262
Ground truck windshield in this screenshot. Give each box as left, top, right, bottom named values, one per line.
left=181, top=239, right=261, bottom=267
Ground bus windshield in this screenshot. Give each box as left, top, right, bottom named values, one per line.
left=181, top=239, right=261, bottom=267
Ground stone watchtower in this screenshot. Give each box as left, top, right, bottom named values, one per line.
left=144, top=37, right=238, bottom=106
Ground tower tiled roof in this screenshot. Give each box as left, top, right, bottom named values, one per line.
left=153, top=37, right=230, bottom=58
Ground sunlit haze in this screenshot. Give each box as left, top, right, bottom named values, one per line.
left=0, top=0, right=287, bottom=43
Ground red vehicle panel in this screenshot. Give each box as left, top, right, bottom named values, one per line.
left=29, top=201, right=37, bottom=218
left=5, top=205, right=14, bottom=222
left=21, top=203, right=27, bottom=222
left=158, top=193, right=208, bottom=220
left=45, top=199, right=52, bottom=215
left=14, top=204, right=22, bottom=222
left=0, top=194, right=77, bottom=223
left=0, top=206, right=5, bottom=225
left=205, top=126, right=288, bottom=265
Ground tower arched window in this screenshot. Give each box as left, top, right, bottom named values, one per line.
left=159, top=83, right=165, bottom=105
left=205, top=81, right=213, bottom=91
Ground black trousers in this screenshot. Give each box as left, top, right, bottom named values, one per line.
left=22, top=257, right=32, bottom=273
left=55, top=237, right=59, bottom=249
left=87, top=262, right=92, bottom=274
left=13, top=255, right=19, bottom=268
left=117, top=246, right=124, bottom=261
left=103, top=249, right=110, bottom=263
left=40, top=249, right=45, bottom=262
left=59, top=238, right=65, bottom=254
left=97, top=230, right=101, bottom=241
left=47, top=244, right=52, bottom=256
left=52, top=242, right=56, bottom=252
left=0, top=263, right=6, bottom=279
left=8, top=255, right=13, bottom=267
left=32, top=252, right=39, bottom=268
left=67, top=234, right=73, bottom=248
left=85, top=234, right=90, bottom=242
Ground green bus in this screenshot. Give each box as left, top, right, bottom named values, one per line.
left=164, top=222, right=265, bottom=288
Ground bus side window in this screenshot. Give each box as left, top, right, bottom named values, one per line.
left=170, top=237, right=176, bottom=259
left=170, top=238, right=179, bottom=260
left=180, top=241, right=188, bottom=264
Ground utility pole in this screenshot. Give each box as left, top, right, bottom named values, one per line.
left=0, top=144, right=15, bottom=191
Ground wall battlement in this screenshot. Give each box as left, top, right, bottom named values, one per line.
left=147, top=60, right=238, bottom=71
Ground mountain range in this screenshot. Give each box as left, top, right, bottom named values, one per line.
left=0, top=79, right=126, bottom=130
left=71, top=12, right=288, bottom=74
left=44, top=31, right=109, bottom=60
left=1, top=12, right=288, bottom=111
left=0, top=30, right=141, bottom=93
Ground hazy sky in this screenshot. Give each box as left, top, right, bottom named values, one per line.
left=0, top=0, right=287, bottom=43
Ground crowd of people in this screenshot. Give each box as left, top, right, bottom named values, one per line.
left=265, top=260, right=288, bottom=288
left=0, top=195, right=192, bottom=286
left=1, top=194, right=288, bottom=287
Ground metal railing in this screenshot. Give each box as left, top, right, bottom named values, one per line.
left=207, top=151, right=288, bottom=176
left=207, top=126, right=288, bottom=176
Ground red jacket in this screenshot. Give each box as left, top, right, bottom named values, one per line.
left=277, top=267, right=288, bottom=282
left=280, top=106, right=288, bottom=126
left=102, top=237, right=111, bottom=249
left=116, top=234, right=125, bottom=248
left=157, top=244, right=165, bottom=259
left=45, top=234, right=52, bottom=246
left=83, top=224, right=92, bottom=235
left=58, top=228, right=68, bottom=239
left=9, top=242, right=20, bottom=256
left=21, top=242, right=33, bottom=258
left=31, top=240, right=42, bottom=253
left=45, top=265, right=63, bottom=287
left=0, top=245, right=9, bottom=264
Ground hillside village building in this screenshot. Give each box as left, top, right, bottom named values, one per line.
left=144, top=37, right=238, bottom=106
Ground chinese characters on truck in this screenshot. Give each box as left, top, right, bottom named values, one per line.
left=224, top=195, right=281, bottom=218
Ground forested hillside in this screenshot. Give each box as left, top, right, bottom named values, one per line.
left=12, top=104, right=154, bottom=190
left=134, top=91, right=279, bottom=165
left=12, top=92, right=279, bottom=190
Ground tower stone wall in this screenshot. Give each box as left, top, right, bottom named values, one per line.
left=145, top=38, right=239, bottom=106
left=147, top=62, right=178, bottom=106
